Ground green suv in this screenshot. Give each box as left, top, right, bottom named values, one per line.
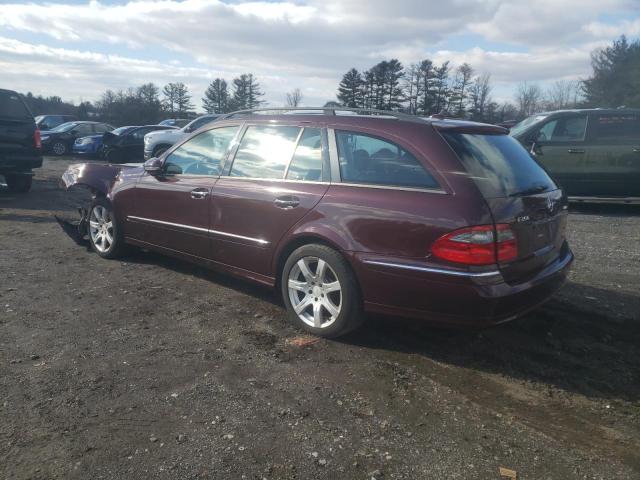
left=510, top=109, right=640, bottom=201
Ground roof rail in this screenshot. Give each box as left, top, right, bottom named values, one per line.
left=217, top=107, right=428, bottom=123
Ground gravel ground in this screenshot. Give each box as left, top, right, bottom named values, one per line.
left=1, top=158, right=639, bottom=480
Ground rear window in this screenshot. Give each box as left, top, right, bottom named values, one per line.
left=441, top=132, right=557, bottom=198
left=0, top=91, right=32, bottom=120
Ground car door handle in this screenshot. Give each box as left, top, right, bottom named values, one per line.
left=190, top=188, right=209, bottom=199
left=633, top=147, right=640, bottom=153
left=567, top=148, right=585, bottom=154
left=274, top=196, right=300, bottom=209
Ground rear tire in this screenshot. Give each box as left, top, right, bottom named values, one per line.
left=281, top=244, right=364, bottom=338
left=52, top=141, right=67, bottom=156
left=87, top=197, right=128, bottom=259
left=5, top=174, right=32, bottom=193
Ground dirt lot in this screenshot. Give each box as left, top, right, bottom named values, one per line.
left=1, top=158, right=639, bottom=480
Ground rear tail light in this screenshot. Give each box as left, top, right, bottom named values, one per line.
left=431, top=224, right=518, bottom=265
left=34, top=129, right=42, bottom=150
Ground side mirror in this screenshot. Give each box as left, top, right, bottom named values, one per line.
left=143, top=157, right=163, bottom=175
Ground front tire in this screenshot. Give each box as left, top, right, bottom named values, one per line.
left=281, top=244, right=364, bottom=338
left=88, top=198, right=127, bottom=259
left=5, top=174, right=32, bottom=193
left=152, top=145, right=169, bottom=158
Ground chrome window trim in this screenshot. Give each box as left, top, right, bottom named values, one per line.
left=362, top=259, right=501, bottom=278
left=217, top=176, right=330, bottom=186
left=336, top=182, right=447, bottom=194
left=126, top=216, right=269, bottom=245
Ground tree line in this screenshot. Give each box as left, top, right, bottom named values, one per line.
left=335, top=60, right=586, bottom=123
left=21, top=73, right=266, bottom=127
left=18, top=36, right=640, bottom=126
left=333, top=36, right=640, bottom=122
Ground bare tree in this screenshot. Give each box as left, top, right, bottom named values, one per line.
left=515, top=82, right=543, bottom=117
left=544, top=80, right=582, bottom=110
left=286, top=88, right=303, bottom=107
left=468, top=73, right=492, bottom=121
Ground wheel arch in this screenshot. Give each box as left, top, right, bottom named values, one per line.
left=273, top=232, right=358, bottom=292
left=152, top=143, right=172, bottom=154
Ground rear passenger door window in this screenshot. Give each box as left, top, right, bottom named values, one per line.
left=335, top=131, right=439, bottom=189
left=230, top=125, right=301, bottom=179
left=592, top=114, right=640, bottom=143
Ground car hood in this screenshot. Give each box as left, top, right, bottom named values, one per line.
left=146, top=128, right=183, bottom=139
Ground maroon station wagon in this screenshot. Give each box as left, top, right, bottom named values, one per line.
left=61, top=108, right=573, bottom=338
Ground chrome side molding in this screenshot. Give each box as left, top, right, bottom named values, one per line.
left=127, top=216, right=269, bottom=245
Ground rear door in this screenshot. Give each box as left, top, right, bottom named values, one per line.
left=586, top=112, right=640, bottom=197
left=0, top=90, right=38, bottom=166
left=132, top=125, right=240, bottom=257
left=533, top=113, right=590, bottom=195
left=210, top=124, right=330, bottom=276
left=441, top=131, right=569, bottom=285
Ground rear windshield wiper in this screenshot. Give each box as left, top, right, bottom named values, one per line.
left=509, top=184, right=549, bottom=197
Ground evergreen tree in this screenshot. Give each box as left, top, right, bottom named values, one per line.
left=432, top=62, right=451, bottom=114
left=337, top=68, right=363, bottom=108
left=582, top=35, right=640, bottom=107
left=173, top=82, right=194, bottom=116
left=202, top=78, right=229, bottom=113
left=450, top=63, right=474, bottom=117
left=231, top=74, right=264, bottom=110
left=162, top=83, right=178, bottom=115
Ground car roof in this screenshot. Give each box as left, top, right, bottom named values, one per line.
left=215, top=112, right=507, bottom=135
left=538, top=108, right=640, bottom=116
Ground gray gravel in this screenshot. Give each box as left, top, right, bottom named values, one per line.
left=1, top=158, right=639, bottom=479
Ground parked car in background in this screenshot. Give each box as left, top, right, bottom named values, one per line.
left=159, top=118, right=190, bottom=128
left=496, top=119, right=519, bottom=130
left=41, top=121, right=114, bottom=156
left=0, top=88, right=42, bottom=192
left=61, top=108, right=573, bottom=338
left=101, top=125, right=176, bottom=163
left=144, top=114, right=220, bottom=160
left=72, top=127, right=117, bottom=157
left=35, top=114, right=77, bottom=131
left=510, top=109, right=640, bottom=201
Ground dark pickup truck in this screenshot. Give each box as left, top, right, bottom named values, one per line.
left=0, top=88, right=42, bottom=193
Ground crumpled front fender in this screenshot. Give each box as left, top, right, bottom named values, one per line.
left=60, top=163, right=126, bottom=196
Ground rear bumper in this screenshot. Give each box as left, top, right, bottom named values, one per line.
left=352, top=248, right=574, bottom=327
left=0, top=154, right=43, bottom=172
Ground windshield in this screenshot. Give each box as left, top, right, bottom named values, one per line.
left=441, top=132, right=557, bottom=198
left=509, top=114, right=548, bottom=137
left=51, top=122, right=77, bottom=132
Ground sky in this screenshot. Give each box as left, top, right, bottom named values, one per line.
left=0, top=0, right=639, bottom=110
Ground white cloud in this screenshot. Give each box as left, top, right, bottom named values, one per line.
left=0, top=0, right=637, bottom=107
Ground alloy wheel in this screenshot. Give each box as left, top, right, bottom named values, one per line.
left=287, top=256, right=342, bottom=329
left=52, top=142, right=66, bottom=155
left=89, top=205, right=114, bottom=253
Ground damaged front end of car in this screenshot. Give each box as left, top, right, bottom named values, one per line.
left=58, top=162, right=139, bottom=242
